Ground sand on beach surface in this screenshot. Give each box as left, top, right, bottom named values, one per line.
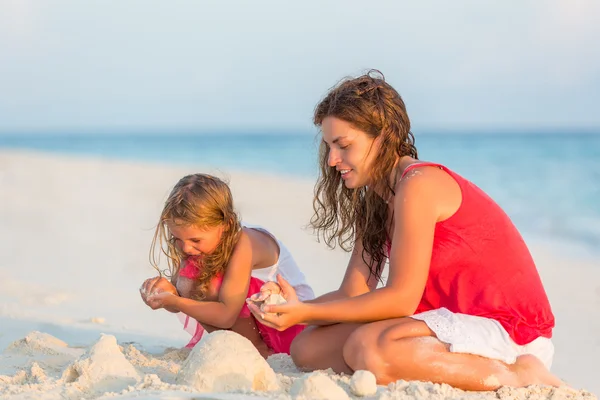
left=0, top=150, right=598, bottom=399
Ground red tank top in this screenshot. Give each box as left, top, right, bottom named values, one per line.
left=401, top=162, right=555, bottom=345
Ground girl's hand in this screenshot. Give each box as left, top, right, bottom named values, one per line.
left=247, top=274, right=308, bottom=331
left=140, top=277, right=179, bottom=312
left=248, top=280, right=281, bottom=303
left=140, top=277, right=177, bottom=301
left=146, top=291, right=179, bottom=311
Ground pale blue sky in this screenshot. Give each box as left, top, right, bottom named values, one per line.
left=1, top=0, right=599, bottom=133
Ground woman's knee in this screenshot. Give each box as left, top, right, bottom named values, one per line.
left=290, top=327, right=316, bottom=368
left=342, top=324, right=381, bottom=371
left=343, top=319, right=431, bottom=372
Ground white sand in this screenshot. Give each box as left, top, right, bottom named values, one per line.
left=0, top=150, right=598, bottom=399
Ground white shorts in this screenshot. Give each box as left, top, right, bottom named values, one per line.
left=411, top=307, right=554, bottom=369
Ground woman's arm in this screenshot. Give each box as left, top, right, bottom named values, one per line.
left=305, top=291, right=345, bottom=303
left=263, top=166, right=459, bottom=327
left=305, top=239, right=379, bottom=304
left=157, top=232, right=254, bottom=329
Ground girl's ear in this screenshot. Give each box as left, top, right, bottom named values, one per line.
left=221, top=219, right=230, bottom=233
left=225, top=214, right=236, bottom=231
left=222, top=224, right=228, bottom=233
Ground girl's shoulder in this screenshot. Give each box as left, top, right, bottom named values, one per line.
left=240, top=226, right=278, bottom=251
left=238, top=226, right=280, bottom=267
left=234, top=227, right=253, bottom=248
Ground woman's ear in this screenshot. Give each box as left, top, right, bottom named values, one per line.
left=373, top=132, right=386, bottom=148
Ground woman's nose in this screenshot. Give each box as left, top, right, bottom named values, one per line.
left=328, top=148, right=340, bottom=167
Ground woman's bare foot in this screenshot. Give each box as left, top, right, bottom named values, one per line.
left=511, top=354, right=565, bottom=387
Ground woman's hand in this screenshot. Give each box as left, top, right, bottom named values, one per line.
left=247, top=274, right=309, bottom=331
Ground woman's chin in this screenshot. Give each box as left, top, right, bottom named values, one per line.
left=342, top=177, right=359, bottom=189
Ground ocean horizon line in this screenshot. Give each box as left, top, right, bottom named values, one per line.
left=0, top=127, right=599, bottom=138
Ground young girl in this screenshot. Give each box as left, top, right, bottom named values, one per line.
left=247, top=70, right=563, bottom=390
left=139, top=173, right=315, bottom=358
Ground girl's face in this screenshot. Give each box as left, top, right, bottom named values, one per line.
left=167, top=221, right=224, bottom=257
left=321, top=116, right=381, bottom=189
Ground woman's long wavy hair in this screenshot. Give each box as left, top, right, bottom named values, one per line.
left=312, top=70, right=418, bottom=282
left=150, top=173, right=241, bottom=299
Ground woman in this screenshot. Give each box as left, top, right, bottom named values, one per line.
left=247, top=70, right=562, bottom=391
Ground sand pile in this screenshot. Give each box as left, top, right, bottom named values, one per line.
left=176, top=330, right=280, bottom=392
left=0, top=330, right=596, bottom=400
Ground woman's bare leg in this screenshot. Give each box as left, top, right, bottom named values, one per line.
left=342, top=317, right=563, bottom=391
left=290, top=323, right=363, bottom=374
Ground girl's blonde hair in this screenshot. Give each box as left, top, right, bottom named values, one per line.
left=150, top=173, right=241, bottom=298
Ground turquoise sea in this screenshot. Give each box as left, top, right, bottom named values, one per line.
left=1, top=131, right=599, bottom=258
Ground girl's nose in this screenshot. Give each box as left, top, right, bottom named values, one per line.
left=182, top=242, right=196, bottom=255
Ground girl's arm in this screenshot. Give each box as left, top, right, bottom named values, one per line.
left=158, top=232, right=254, bottom=329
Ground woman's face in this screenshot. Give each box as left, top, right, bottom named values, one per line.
left=321, top=116, right=381, bottom=189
